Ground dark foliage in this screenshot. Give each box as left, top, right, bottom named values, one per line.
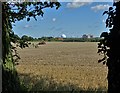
left=63, top=38, right=100, bottom=42
left=2, top=66, right=26, bottom=93
left=98, top=1, right=120, bottom=92
left=2, top=1, right=61, bottom=92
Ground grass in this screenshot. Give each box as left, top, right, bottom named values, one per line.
left=16, top=42, right=108, bottom=92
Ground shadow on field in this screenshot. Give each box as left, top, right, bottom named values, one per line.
left=19, top=73, right=107, bottom=93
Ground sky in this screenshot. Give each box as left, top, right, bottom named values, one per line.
left=12, top=1, right=113, bottom=38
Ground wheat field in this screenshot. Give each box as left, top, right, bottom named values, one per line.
left=16, top=42, right=108, bottom=91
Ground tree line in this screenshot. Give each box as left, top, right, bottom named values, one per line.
left=13, top=34, right=101, bottom=42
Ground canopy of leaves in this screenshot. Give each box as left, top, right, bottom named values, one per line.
left=4, top=2, right=61, bottom=23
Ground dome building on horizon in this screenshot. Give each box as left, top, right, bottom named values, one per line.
left=61, top=34, right=67, bottom=38
left=82, top=34, right=93, bottom=38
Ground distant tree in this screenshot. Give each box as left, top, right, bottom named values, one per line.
left=98, top=1, right=120, bottom=92
left=2, top=1, right=61, bottom=92
left=21, top=35, right=34, bottom=41
left=28, top=36, right=34, bottom=41
left=21, top=35, right=30, bottom=41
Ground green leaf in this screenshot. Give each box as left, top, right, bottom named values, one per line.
left=103, top=61, right=106, bottom=65
left=109, top=7, right=113, bottom=11
left=98, top=57, right=106, bottom=63
left=103, top=11, right=108, bottom=15
left=35, top=6, right=39, bottom=10
left=28, top=12, right=33, bottom=17
left=27, top=17, right=30, bottom=21
left=100, top=32, right=108, bottom=38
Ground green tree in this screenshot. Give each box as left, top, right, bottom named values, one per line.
left=2, top=1, right=61, bottom=92
left=21, top=35, right=34, bottom=41
left=21, top=35, right=30, bottom=41
left=28, top=36, right=34, bottom=41
left=98, top=1, right=120, bottom=92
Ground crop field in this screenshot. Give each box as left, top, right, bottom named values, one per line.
left=16, top=42, right=108, bottom=92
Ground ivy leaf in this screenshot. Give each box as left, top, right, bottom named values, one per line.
left=98, top=57, right=106, bottom=63
left=55, top=2, right=61, bottom=10
left=28, top=12, right=33, bottom=17
left=103, top=61, right=106, bottom=65
left=100, top=32, right=108, bottom=38
left=103, top=11, right=108, bottom=15
left=109, top=7, right=113, bottom=11
left=27, top=17, right=30, bottom=21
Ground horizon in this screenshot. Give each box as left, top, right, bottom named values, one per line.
left=20, top=34, right=100, bottom=38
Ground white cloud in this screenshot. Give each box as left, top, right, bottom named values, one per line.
left=102, top=19, right=105, bottom=23
left=52, top=18, right=56, bottom=22
left=24, top=25, right=29, bottom=28
left=24, top=24, right=31, bottom=28
left=91, top=4, right=111, bottom=12
left=66, top=0, right=93, bottom=8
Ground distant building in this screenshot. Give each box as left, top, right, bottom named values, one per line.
left=61, top=34, right=67, bottom=38
left=88, top=34, right=93, bottom=38
left=82, top=34, right=88, bottom=38
left=82, top=34, right=93, bottom=38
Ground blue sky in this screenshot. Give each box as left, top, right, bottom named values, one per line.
left=12, top=1, right=113, bottom=38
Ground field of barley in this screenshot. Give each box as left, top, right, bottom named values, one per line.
left=16, top=42, right=108, bottom=92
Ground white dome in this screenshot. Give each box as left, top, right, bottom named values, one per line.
left=61, top=34, right=66, bottom=38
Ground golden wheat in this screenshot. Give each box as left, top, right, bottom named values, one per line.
left=16, top=42, right=108, bottom=91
